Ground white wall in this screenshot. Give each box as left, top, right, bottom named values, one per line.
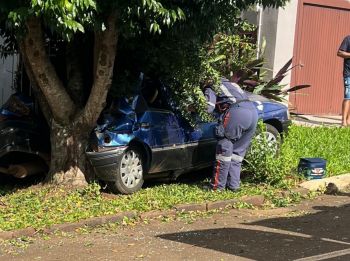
left=272, top=0, right=298, bottom=87
left=243, top=1, right=298, bottom=87
left=260, top=7, right=279, bottom=80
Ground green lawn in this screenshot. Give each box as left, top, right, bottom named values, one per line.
left=0, top=124, right=348, bottom=232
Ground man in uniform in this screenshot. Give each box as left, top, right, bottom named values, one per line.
left=204, top=79, right=258, bottom=191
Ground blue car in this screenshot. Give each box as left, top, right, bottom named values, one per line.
left=86, top=83, right=290, bottom=194
left=0, top=93, right=49, bottom=178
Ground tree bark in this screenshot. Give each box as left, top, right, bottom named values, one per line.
left=80, top=12, right=118, bottom=127
left=45, top=121, right=89, bottom=186
left=17, top=13, right=119, bottom=186
left=21, top=17, right=76, bottom=125
left=18, top=43, right=52, bottom=123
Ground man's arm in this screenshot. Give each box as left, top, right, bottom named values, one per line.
left=337, top=50, right=350, bottom=59
left=338, top=36, right=350, bottom=58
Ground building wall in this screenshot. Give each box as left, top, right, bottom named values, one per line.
left=272, top=0, right=298, bottom=87
left=259, top=8, right=278, bottom=80
left=0, top=38, right=17, bottom=106
left=289, top=0, right=350, bottom=115
left=243, top=2, right=298, bottom=87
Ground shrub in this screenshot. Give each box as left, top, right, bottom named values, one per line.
left=244, top=121, right=292, bottom=187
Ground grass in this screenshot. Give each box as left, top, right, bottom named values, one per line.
left=0, top=181, right=297, bottom=232
left=243, top=124, right=350, bottom=186
left=0, top=124, right=349, bottom=232
left=280, top=125, right=350, bottom=176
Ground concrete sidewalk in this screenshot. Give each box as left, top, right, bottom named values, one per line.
left=300, top=173, right=350, bottom=193
left=291, top=113, right=342, bottom=127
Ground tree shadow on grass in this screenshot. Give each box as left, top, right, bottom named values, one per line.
left=158, top=201, right=350, bottom=260
left=142, top=168, right=212, bottom=189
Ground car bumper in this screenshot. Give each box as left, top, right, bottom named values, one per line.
left=86, top=147, right=127, bottom=182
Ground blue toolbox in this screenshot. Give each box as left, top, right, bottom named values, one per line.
left=298, top=158, right=327, bottom=180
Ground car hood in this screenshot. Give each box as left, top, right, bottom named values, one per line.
left=246, top=92, right=287, bottom=112
left=246, top=92, right=271, bottom=102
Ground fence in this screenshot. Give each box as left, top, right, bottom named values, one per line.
left=0, top=51, right=18, bottom=106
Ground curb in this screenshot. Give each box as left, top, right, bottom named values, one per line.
left=0, top=186, right=315, bottom=241
left=299, top=173, right=350, bottom=193
left=0, top=211, right=137, bottom=241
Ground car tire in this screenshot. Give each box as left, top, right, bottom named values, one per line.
left=108, top=146, right=145, bottom=194
left=256, top=123, right=281, bottom=154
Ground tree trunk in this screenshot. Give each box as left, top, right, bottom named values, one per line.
left=17, top=13, right=118, bottom=187
left=21, top=17, right=76, bottom=125
left=45, top=120, right=91, bottom=186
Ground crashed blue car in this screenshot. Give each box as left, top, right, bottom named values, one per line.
left=87, top=82, right=291, bottom=194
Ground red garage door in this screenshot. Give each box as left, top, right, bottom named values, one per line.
left=290, top=0, right=350, bottom=115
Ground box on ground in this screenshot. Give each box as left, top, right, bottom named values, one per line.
left=298, top=158, right=327, bottom=180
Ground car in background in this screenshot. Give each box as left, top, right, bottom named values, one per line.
left=86, top=81, right=291, bottom=194
left=0, top=93, right=49, bottom=179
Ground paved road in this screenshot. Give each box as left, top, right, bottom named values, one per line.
left=1, top=193, right=350, bottom=261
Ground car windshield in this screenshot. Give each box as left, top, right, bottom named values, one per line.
left=139, top=78, right=177, bottom=111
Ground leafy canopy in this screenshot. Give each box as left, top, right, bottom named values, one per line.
left=1, top=0, right=186, bottom=40
left=1, top=1, right=288, bottom=39
left=0, top=0, right=289, bottom=123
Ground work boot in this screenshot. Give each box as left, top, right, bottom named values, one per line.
left=202, top=184, right=223, bottom=192
left=226, top=187, right=241, bottom=193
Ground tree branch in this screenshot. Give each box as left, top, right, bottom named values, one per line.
left=17, top=50, right=52, bottom=123
left=80, top=12, right=118, bottom=127
left=20, top=17, right=76, bottom=124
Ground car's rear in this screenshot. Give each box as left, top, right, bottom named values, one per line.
left=0, top=94, right=49, bottom=178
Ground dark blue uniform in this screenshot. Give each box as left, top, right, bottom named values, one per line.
left=205, top=79, right=258, bottom=191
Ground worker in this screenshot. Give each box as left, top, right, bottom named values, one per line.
left=203, top=78, right=258, bottom=191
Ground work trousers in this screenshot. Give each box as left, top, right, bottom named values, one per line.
left=211, top=105, right=258, bottom=190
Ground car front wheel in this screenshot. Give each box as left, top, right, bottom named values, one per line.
left=255, top=123, right=281, bottom=154
left=108, top=147, right=144, bottom=194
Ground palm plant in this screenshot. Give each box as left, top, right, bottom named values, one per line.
left=207, top=29, right=310, bottom=102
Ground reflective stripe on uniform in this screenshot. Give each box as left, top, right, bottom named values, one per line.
left=216, top=154, right=232, bottom=162
left=219, top=84, right=236, bottom=103
left=223, top=111, right=230, bottom=128
left=231, top=82, right=244, bottom=94
left=207, top=102, right=215, bottom=107
left=231, top=154, right=244, bottom=162
left=213, top=161, right=220, bottom=189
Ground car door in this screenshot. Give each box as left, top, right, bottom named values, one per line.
left=183, top=117, right=217, bottom=168
left=137, top=110, right=189, bottom=173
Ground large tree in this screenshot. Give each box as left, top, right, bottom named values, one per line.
left=0, top=0, right=288, bottom=186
